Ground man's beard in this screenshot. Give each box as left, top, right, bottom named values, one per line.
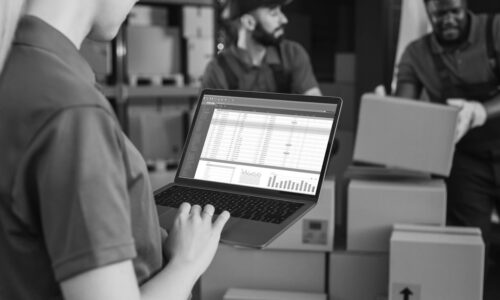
left=434, top=15, right=470, bottom=48
left=252, top=22, right=284, bottom=47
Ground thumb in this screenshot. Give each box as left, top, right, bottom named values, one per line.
left=374, top=85, right=387, bottom=96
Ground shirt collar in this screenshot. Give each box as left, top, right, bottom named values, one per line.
left=14, top=15, right=95, bottom=84
left=229, top=44, right=281, bottom=67
left=429, top=12, right=478, bottom=54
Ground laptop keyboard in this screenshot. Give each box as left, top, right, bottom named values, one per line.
left=155, top=186, right=304, bottom=224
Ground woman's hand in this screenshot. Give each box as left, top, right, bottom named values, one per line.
left=164, top=203, right=230, bottom=278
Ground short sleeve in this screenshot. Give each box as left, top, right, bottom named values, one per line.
left=35, top=106, right=136, bottom=282
left=493, top=14, right=500, bottom=72
left=201, top=58, right=229, bottom=90
left=396, top=44, right=421, bottom=85
left=287, top=42, right=319, bottom=94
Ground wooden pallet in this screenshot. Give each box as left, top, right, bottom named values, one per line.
left=128, top=73, right=184, bottom=86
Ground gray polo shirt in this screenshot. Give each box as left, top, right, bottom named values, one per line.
left=0, top=16, right=165, bottom=299
left=397, top=12, right=500, bottom=102
left=201, top=40, right=318, bottom=93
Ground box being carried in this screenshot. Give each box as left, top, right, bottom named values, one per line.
left=389, top=224, right=484, bottom=300
left=353, top=93, right=458, bottom=176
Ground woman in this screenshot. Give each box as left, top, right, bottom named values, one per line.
left=0, top=0, right=229, bottom=299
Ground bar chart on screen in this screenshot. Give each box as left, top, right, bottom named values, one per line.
left=267, top=174, right=317, bottom=194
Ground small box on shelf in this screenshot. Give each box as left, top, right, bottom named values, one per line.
left=187, top=38, right=215, bottom=86
left=80, top=38, right=112, bottom=84
left=182, top=6, right=215, bottom=38
left=126, top=26, right=182, bottom=86
left=128, top=5, right=169, bottom=26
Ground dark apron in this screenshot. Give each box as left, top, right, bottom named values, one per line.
left=216, top=45, right=292, bottom=93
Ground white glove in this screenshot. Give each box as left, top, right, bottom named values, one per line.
left=374, top=85, right=387, bottom=96
left=447, top=99, right=487, bottom=143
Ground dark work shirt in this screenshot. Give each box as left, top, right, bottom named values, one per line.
left=396, top=13, right=500, bottom=154
left=397, top=13, right=500, bottom=102
left=0, top=16, right=165, bottom=299
left=201, top=40, right=318, bottom=93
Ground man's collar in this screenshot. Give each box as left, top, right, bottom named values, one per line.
left=229, top=43, right=281, bottom=67
left=429, top=11, right=478, bottom=54
left=14, top=15, right=95, bottom=84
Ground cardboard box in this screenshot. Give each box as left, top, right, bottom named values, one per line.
left=201, top=244, right=326, bottom=300
left=267, top=178, right=334, bottom=252
left=128, top=5, right=168, bottom=26
left=347, top=178, right=446, bottom=252
left=79, top=39, right=112, bottom=83
left=343, top=165, right=431, bottom=180
left=335, top=166, right=432, bottom=249
left=224, top=288, right=327, bottom=300
left=334, top=52, right=356, bottom=83
left=128, top=109, right=185, bottom=161
left=126, top=26, right=181, bottom=79
left=389, top=224, right=484, bottom=300
left=329, top=251, right=389, bottom=300
left=182, top=6, right=214, bottom=38
left=353, top=93, right=458, bottom=176
left=186, top=38, right=214, bottom=85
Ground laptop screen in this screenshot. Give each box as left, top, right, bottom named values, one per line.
left=178, top=92, right=338, bottom=196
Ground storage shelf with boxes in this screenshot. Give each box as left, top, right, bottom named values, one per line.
left=329, top=90, right=467, bottom=300
left=82, top=0, right=216, bottom=137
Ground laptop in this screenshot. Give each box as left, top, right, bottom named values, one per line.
left=155, top=89, right=342, bottom=248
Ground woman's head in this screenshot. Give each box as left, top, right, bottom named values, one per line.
left=0, top=0, right=25, bottom=71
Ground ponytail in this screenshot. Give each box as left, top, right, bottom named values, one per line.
left=0, top=0, right=25, bottom=72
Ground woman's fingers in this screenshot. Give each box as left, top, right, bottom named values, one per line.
left=213, top=211, right=230, bottom=233
left=190, top=204, right=202, bottom=217
left=177, top=202, right=191, bottom=218
left=202, top=204, right=215, bottom=221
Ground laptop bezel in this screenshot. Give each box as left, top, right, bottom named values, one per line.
left=171, top=89, right=342, bottom=202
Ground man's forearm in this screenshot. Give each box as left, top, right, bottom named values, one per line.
left=482, top=92, right=500, bottom=120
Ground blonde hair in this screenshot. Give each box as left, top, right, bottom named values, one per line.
left=0, top=0, right=25, bottom=71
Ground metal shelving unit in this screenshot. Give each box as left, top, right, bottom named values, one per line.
left=105, top=0, right=215, bottom=133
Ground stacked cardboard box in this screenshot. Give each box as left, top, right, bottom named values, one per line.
left=200, top=179, right=335, bottom=300
left=79, top=39, right=112, bottom=84
left=128, top=5, right=168, bottom=27
left=329, top=251, right=389, bottom=300
left=347, top=177, right=446, bottom=252
left=128, top=108, right=186, bottom=162
left=328, top=93, right=460, bottom=300
left=389, top=224, right=484, bottom=300
left=224, top=288, right=327, bottom=300
left=182, top=6, right=215, bottom=86
left=126, top=26, right=182, bottom=86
